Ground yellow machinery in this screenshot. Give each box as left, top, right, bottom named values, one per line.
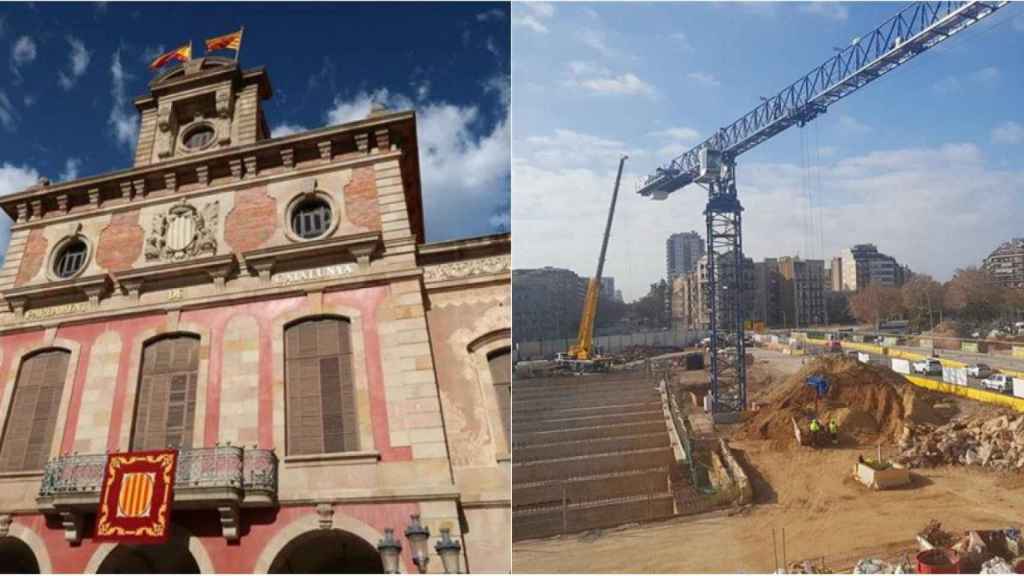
left=564, top=156, right=628, bottom=367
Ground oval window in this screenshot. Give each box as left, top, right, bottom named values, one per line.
left=54, top=239, right=88, bottom=278
left=183, top=125, right=215, bottom=150
left=290, top=198, right=332, bottom=240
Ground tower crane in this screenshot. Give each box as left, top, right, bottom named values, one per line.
left=558, top=155, right=628, bottom=373
left=638, top=1, right=1008, bottom=418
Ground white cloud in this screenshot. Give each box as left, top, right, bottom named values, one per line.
left=799, top=2, right=849, bottom=21
left=512, top=2, right=554, bottom=34
left=58, top=36, right=91, bottom=90
left=476, top=8, right=505, bottom=22
left=932, top=75, right=961, bottom=94
left=524, top=129, right=637, bottom=170
left=324, top=77, right=510, bottom=240
left=59, top=158, right=81, bottom=182
left=577, top=27, right=616, bottom=58
left=270, top=123, right=309, bottom=138
left=668, top=32, right=694, bottom=53
left=108, top=51, right=138, bottom=149
left=837, top=114, right=871, bottom=135
left=971, top=66, right=999, bottom=85
left=687, top=72, right=721, bottom=88
left=992, top=121, right=1024, bottom=145
left=0, top=91, right=15, bottom=131
left=649, top=126, right=702, bottom=158
left=12, top=35, right=36, bottom=65
left=566, top=61, right=654, bottom=96
left=0, top=163, right=41, bottom=262
left=513, top=141, right=1024, bottom=300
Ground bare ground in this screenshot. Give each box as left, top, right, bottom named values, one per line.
left=512, top=348, right=1024, bottom=573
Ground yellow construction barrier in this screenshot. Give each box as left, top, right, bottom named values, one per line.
left=805, top=338, right=829, bottom=346
left=887, top=349, right=927, bottom=362
left=840, top=341, right=884, bottom=355
left=1003, top=369, right=1024, bottom=380
left=905, top=375, right=1024, bottom=413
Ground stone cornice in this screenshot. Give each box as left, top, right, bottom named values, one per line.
left=0, top=110, right=415, bottom=214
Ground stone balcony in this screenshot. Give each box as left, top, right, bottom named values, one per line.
left=36, top=446, right=277, bottom=543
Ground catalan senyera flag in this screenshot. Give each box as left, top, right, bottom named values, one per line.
left=95, top=450, right=177, bottom=543
left=149, top=43, right=192, bottom=70
left=205, top=28, right=243, bottom=53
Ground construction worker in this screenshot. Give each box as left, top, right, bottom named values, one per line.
left=828, top=418, right=839, bottom=445
left=809, top=417, right=822, bottom=447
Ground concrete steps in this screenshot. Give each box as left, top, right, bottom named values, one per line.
left=512, top=372, right=679, bottom=541
left=511, top=492, right=676, bottom=541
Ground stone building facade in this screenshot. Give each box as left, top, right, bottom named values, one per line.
left=983, top=238, right=1024, bottom=289
left=0, top=57, right=510, bottom=573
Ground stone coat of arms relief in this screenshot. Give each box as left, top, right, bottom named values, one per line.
left=144, top=200, right=220, bottom=262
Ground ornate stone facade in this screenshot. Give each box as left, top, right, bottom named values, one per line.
left=0, top=57, right=509, bottom=573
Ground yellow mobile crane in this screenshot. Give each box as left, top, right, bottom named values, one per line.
left=558, top=155, right=628, bottom=373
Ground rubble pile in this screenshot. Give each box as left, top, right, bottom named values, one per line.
left=897, top=412, right=1024, bottom=471
left=915, top=520, right=1023, bottom=574
left=738, top=356, right=914, bottom=447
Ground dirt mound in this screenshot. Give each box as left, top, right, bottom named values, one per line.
left=737, top=356, right=914, bottom=448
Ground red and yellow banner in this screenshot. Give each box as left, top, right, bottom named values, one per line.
left=206, top=28, right=243, bottom=53
left=150, top=44, right=192, bottom=70
left=95, top=450, right=177, bottom=543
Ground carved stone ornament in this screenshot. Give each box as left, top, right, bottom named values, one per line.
left=145, top=199, right=220, bottom=262
left=423, top=255, right=510, bottom=283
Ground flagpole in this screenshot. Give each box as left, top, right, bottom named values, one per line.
left=235, top=26, right=245, bottom=62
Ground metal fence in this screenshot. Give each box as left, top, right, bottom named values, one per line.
left=39, top=447, right=278, bottom=498
left=515, top=329, right=708, bottom=361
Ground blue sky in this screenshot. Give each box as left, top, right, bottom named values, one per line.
left=0, top=1, right=510, bottom=259
left=511, top=2, right=1024, bottom=300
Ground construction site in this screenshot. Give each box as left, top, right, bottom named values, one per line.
left=511, top=1, right=1022, bottom=572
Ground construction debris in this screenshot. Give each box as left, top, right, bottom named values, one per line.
left=738, top=356, right=919, bottom=448
left=915, top=521, right=1024, bottom=574
left=896, top=412, right=1024, bottom=471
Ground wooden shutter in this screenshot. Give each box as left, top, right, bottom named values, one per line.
left=488, top=349, right=511, bottom=447
left=0, top=350, right=70, bottom=472
left=132, top=336, right=199, bottom=450
left=285, top=318, right=359, bottom=455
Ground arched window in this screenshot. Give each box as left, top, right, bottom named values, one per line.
left=285, top=318, right=358, bottom=455
left=0, top=349, right=70, bottom=472
left=132, top=335, right=200, bottom=450
left=488, top=348, right=511, bottom=446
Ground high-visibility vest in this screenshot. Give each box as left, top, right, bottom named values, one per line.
left=829, top=421, right=838, bottom=433
left=810, top=420, right=821, bottom=432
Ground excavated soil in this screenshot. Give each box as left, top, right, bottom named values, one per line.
left=737, top=356, right=927, bottom=448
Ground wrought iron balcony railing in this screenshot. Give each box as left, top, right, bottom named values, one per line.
left=38, top=446, right=278, bottom=502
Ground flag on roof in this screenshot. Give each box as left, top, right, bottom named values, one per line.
left=149, top=43, right=192, bottom=70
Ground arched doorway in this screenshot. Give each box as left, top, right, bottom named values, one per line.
left=268, top=529, right=384, bottom=573
left=96, top=529, right=200, bottom=574
left=0, top=536, right=39, bottom=574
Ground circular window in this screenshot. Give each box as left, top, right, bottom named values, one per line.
left=182, top=125, right=215, bottom=150
left=54, top=238, right=89, bottom=279
left=290, top=198, right=333, bottom=239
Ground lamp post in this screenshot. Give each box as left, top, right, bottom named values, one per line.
left=435, top=527, right=463, bottom=574
left=404, top=514, right=431, bottom=574
left=378, top=516, right=465, bottom=574
left=377, top=528, right=403, bottom=574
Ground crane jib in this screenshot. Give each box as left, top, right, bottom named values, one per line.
left=636, top=0, right=1008, bottom=199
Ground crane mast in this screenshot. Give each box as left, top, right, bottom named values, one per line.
left=569, top=155, right=628, bottom=363
left=637, top=1, right=1007, bottom=418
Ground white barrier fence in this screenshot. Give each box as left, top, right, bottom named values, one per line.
left=891, top=358, right=911, bottom=375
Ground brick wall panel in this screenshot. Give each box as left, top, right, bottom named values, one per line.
left=224, top=185, right=278, bottom=253
left=14, top=229, right=47, bottom=286
left=96, top=210, right=144, bottom=272
left=344, top=166, right=381, bottom=230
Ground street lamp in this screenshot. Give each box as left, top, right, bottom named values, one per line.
left=377, top=528, right=403, bottom=574
left=435, top=527, right=463, bottom=574
left=404, top=514, right=431, bottom=574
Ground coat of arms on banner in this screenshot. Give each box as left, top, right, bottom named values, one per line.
left=95, top=450, right=177, bottom=543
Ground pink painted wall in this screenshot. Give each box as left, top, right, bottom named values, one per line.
left=13, top=502, right=420, bottom=573
left=0, top=286, right=422, bottom=570
left=0, top=285, right=409, bottom=458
